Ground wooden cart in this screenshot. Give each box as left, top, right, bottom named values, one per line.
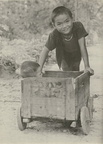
left=17, top=71, right=93, bottom=135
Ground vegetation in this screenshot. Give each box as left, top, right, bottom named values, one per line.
left=0, top=0, right=103, bottom=75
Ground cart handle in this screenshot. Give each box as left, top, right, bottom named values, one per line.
left=82, top=70, right=94, bottom=76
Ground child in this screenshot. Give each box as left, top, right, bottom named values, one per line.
left=20, top=61, right=41, bottom=78
left=20, top=61, right=41, bottom=123
left=38, top=6, right=94, bottom=75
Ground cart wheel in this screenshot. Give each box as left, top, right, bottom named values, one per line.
left=17, top=107, right=27, bottom=131
left=80, top=106, right=90, bottom=135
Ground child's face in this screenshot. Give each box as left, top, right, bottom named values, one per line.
left=53, top=13, right=73, bottom=35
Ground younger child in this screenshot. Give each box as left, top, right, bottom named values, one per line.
left=38, top=6, right=94, bottom=75
left=20, top=61, right=41, bottom=78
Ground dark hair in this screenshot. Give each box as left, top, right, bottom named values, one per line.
left=51, top=6, right=72, bottom=23
left=21, top=61, right=40, bottom=72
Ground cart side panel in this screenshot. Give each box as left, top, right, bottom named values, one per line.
left=75, top=72, right=90, bottom=120
left=65, top=79, right=75, bottom=120
left=44, top=71, right=83, bottom=78
left=30, top=78, right=68, bottom=120
left=31, top=97, right=65, bottom=119
left=21, top=79, right=32, bottom=118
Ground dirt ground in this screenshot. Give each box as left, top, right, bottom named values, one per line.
left=0, top=44, right=103, bottom=144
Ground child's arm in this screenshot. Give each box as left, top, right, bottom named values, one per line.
left=78, top=37, right=94, bottom=75
left=38, top=46, right=50, bottom=74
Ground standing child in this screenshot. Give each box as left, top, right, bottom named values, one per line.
left=38, top=6, right=94, bottom=74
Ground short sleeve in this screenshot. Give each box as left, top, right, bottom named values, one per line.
left=45, top=31, right=56, bottom=51
left=76, top=22, right=88, bottom=40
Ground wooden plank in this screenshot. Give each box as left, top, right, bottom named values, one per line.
left=43, top=71, right=83, bottom=78
left=88, top=97, right=93, bottom=121
left=21, top=79, right=32, bottom=118
left=74, top=79, right=79, bottom=120
left=31, top=97, right=65, bottom=119
left=30, top=77, right=68, bottom=119
left=30, top=77, right=67, bottom=99
left=75, top=72, right=90, bottom=106
left=75, top=72, right=90, bottom=120
left=75, top=71, right=90, bottom=84
left=65, top=78, right=75, bottom=120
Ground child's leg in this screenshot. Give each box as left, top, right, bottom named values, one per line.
left=61, top=59, right=72, bottom=71
left=72, top=61, right=80, bottom=71
left=61, top=59, right=80, bottom=71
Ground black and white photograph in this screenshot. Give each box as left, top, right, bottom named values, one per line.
left=0, top=0, right=103, bottom=144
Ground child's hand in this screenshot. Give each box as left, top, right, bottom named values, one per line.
left=37, top=71, right=43, bottom=77
left=37, top=67, right=43, bottom=77
left=37, top=72, right=43, bottom=77
left=84, top=67, right=94, bottom=75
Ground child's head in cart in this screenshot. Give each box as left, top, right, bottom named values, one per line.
left=20, top=61, right=42, bottom=78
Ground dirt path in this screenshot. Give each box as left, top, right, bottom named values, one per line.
left=0, top=44, right=103, bottom=144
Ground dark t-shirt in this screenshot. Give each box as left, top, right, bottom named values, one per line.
left=45, top=21, right=88, bottom=67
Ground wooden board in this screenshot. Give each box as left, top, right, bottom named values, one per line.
left=43, top=71, right=83, bottom=78
left=31, top=97, right=65, bottom=119
left=88, top=97, right=94, bottom=121
left=21, top=77, right=72, bottom=120
left=21, top=79, right=32, bottom=118
left=31, top=78, right=67, bottom=119
left=75, top=72, right=90, bottom=120
left=65, top=79, right=75, bottom=120
left=20, top=71, right=89, bottom=121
